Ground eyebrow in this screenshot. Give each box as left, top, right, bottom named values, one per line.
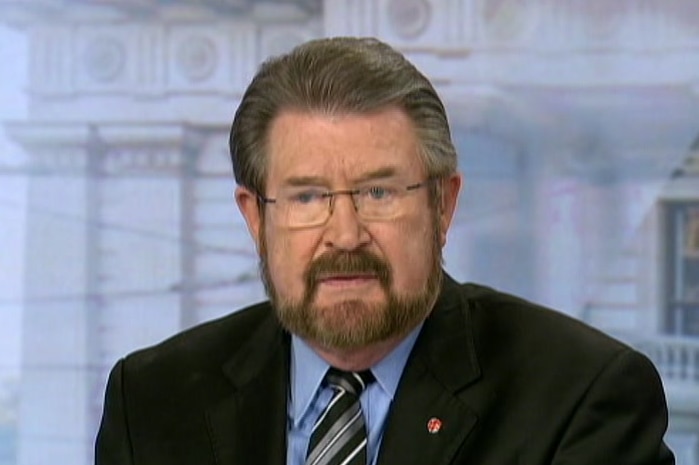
left=355, top=167, right=398, bottom=183
left=283, top=175, right=329, bottom=187
left=282, top=167, right=400, bottom=188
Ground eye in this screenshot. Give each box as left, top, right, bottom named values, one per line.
left=289, top=189, right=325, bottom=204
left=365, top=185, right=395, bottom=200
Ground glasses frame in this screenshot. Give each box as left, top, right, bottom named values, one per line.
left=257, top=179, right=432, bottom=227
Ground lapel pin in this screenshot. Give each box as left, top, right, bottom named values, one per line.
left=427, top=417, right=442, bottom=434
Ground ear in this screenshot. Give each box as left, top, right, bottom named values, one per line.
left=235, top=186, right=263, bottom=250
left=438, top=173, right=462, bottom=247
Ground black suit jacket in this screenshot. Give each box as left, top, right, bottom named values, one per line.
left=95, top=275, right=674, bottom=465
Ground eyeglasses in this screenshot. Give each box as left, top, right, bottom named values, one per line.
left=259, top=180, right=431, bottom=228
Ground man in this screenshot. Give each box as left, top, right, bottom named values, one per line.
left=95, top=37, right=674, bottom=465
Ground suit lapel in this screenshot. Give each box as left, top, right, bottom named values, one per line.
left=206, top=311, right=290, bottom=465
left=378, top=275, right=481, bottom=465
left=203, top=275, right=480, bottom=465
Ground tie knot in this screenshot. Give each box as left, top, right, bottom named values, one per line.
left=325, top=368, right=374, bottom=396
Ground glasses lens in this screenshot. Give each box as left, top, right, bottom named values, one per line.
left=281, top=188, right=328, bottom=227
left=272, top=181, right=427, bottom=227
left=356, top=184, right=405, bottom=220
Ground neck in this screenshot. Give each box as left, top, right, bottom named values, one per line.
left=304, top=333, right=408, bottom=372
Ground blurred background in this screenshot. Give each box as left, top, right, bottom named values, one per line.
left=0, top=1, right=698, bottom=464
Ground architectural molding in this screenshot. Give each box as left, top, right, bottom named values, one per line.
left=0, top=0, right=322, bottom=24
left=3, top=0, right=699, bottom=101
left=324, top=0, right=699, bottom=51
left=98, top=124, right=199, bottom=176
left=385, top=0, right=432, bottom=39
left=4, top=123, right=94, bottom=173
left=101, top=146, right=183, bottom=176
left=5, top=122, right=209, bottom=176
left=3, top=11, right=320, bottom=99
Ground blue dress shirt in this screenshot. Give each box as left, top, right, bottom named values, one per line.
left=286, top=325, right=422, bottom=465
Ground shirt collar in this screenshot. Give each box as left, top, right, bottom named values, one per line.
left=289, top=335, right=331, bottom=428
left=289, top=323, right=423, bottom=428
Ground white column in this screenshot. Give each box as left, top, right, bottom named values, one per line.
left=184, top=131, right=266, bottom=327
left=7, top=124, right=96, bottom=465
left=94, top=124, right=188, bottom=388
left=533, top=164, right=586, bottom=317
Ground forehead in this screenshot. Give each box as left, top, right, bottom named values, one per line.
left=265, top=106, right=424, bottom=185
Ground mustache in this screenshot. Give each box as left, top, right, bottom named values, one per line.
left=305, top=250, right=392, bottom=291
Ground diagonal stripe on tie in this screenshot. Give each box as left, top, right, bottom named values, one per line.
left=305, top=369, right=374, bottom=465
left=308, top=411, right=363, bottom=465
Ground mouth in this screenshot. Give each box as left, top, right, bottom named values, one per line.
left=316, top=273, right=379, bottom=287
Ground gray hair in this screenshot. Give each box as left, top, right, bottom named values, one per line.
left=229, top=36, right=457, bottom=195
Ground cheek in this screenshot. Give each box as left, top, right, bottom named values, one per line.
left=265, top=230, right=317, bottom=298
left=379, top=217, right=436, bottom=290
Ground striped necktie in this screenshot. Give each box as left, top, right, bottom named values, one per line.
left=305, top=368, right=374, bottom=465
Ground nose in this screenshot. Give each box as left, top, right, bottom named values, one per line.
left=322, top=193, right=371, bottom=251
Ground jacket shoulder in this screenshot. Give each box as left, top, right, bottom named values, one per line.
left=456, top=281, right=631, bottom=362
left=121, top=300, right=276, bottom=374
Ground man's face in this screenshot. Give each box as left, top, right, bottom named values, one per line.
left=236, top=106, right=461, bottom=350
